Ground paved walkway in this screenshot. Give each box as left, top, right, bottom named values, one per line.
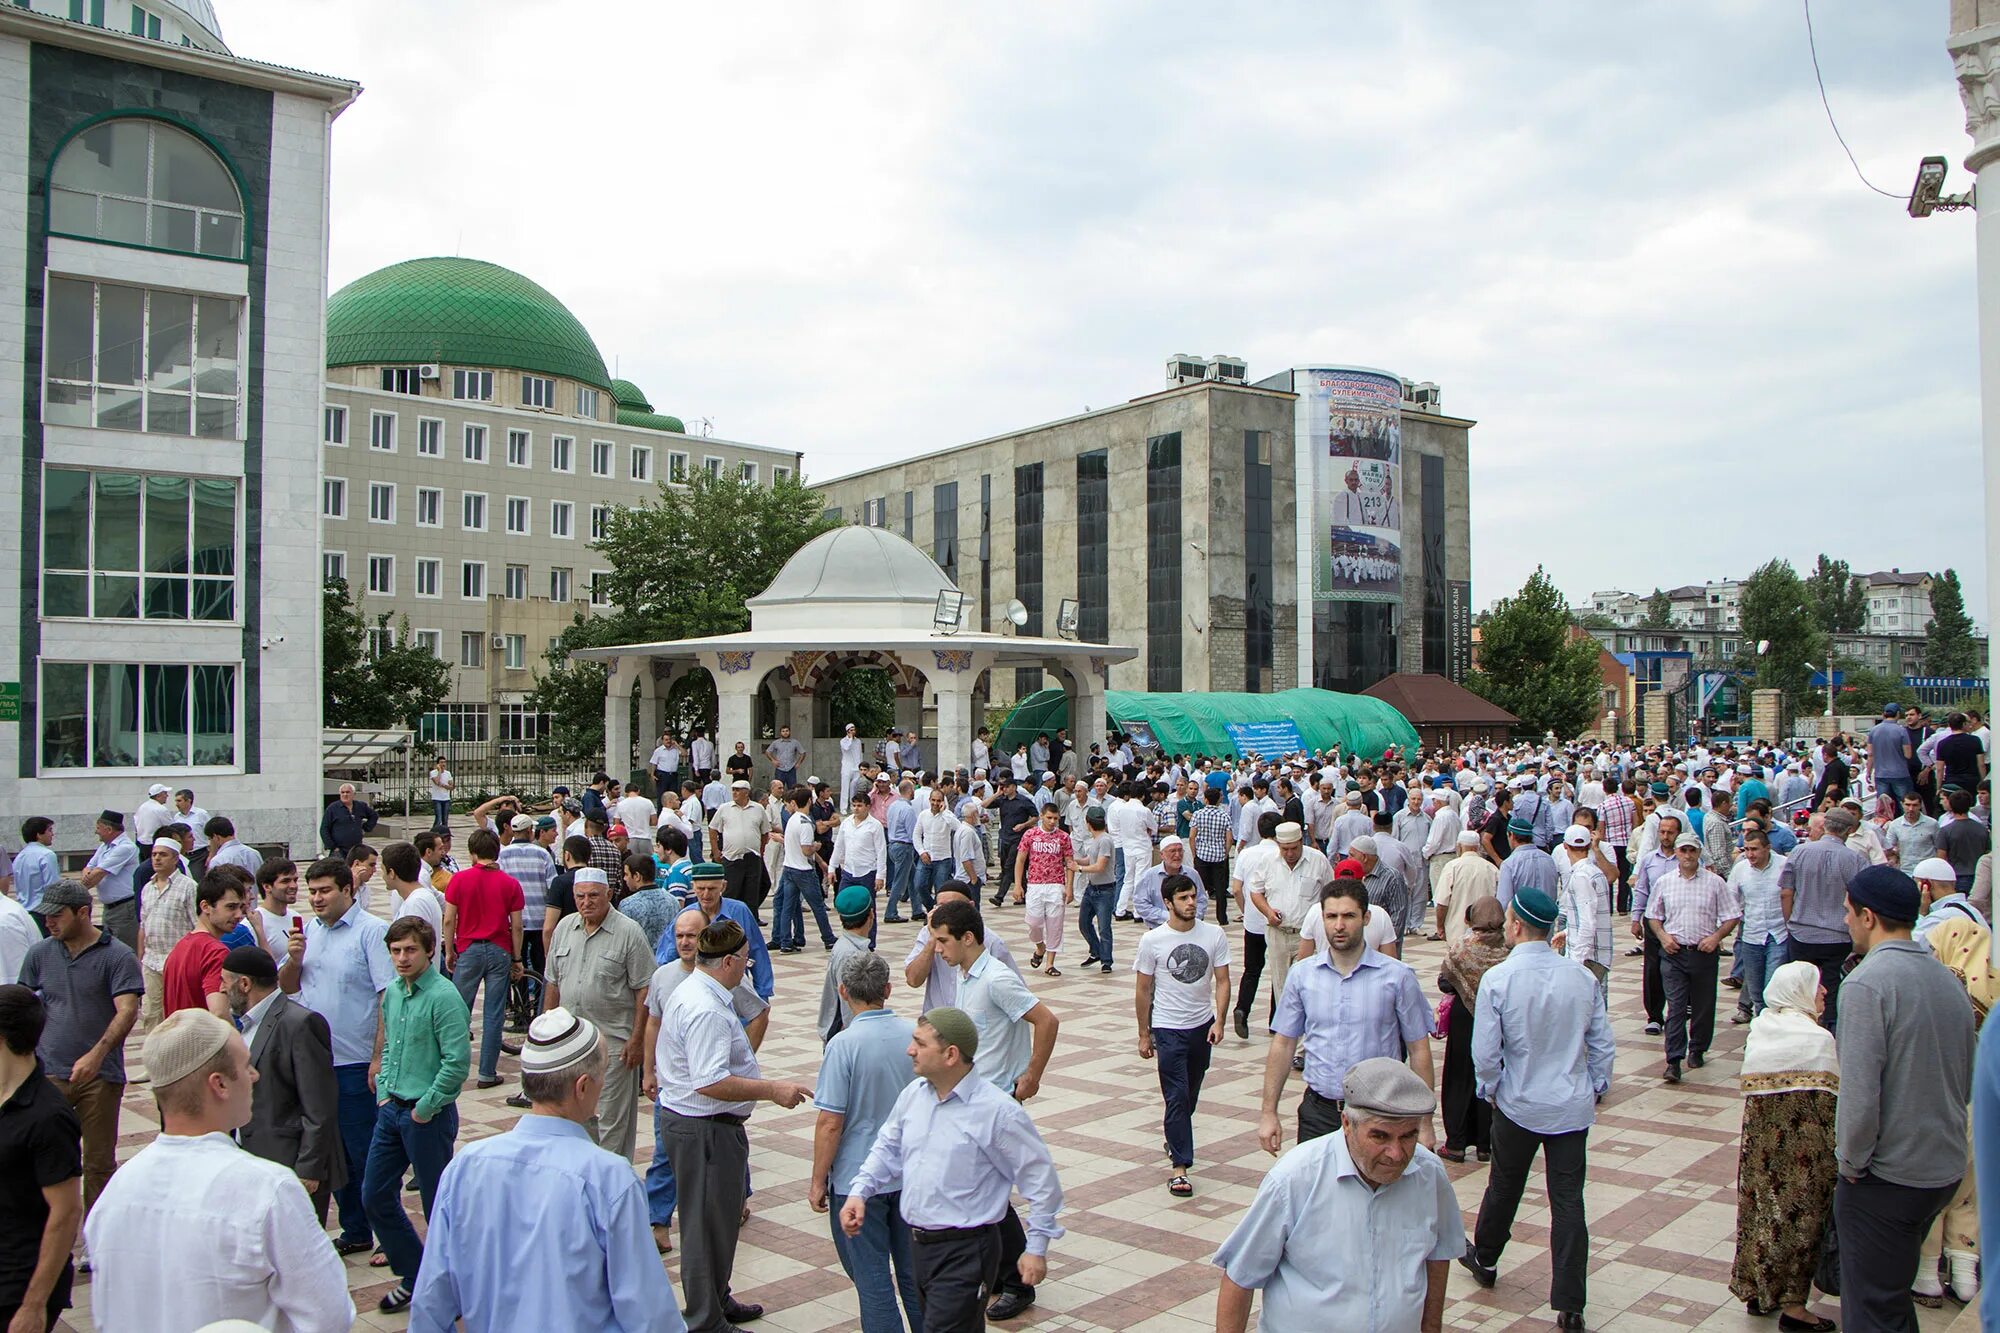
left=56, top=892, right=1977, bottom=1332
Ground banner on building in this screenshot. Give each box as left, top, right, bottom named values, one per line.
left=1225, top=719, right=1307, bottom=758
left=1447, top=580, right=1472, bottom=682
left=1306, top=369, right=1402, bottom=604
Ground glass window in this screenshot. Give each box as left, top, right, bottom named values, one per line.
left=415, top=487, right=441, bottom=527
left=551, top=435, right=574, bottom=473
left=933, top=481, right=958, bottom=585
left=367, top=481, right=394, bottom=523
left=460, top=632, right=483, bottom=667
left=706, top=457, right=723, bottom=479
left=590, top=440, right=612, bottom=477
left=323, top=551, right=346, bottom=582
left=1145, top=433, right=1182, bottom=691
left=1244, top=431, right=1274, bottom=689
left=503, top=634, right=526, bottom=670
left=1076, top=451, right=1108, bottom=643
left=774, top=466, right=791, bottom=485
left=369, top=411, right=396, bottom=452
left=590, top=505, right=609, bottom=541
left=549, top=567, right=571, bottom=602
left=43, top=278, right=240, bottom=437
left=461, top=561, right=485, bottom=599
left=367, top=626, right=394, bottom=659
left=323, top=405, right=346, bottom=445
left=576, top=387, right=599, bottom=419
left=413, top=629, right=442, bottom=659
left=366, top=554, right=393, bottom=594
left=320, top=477, right=345, bottom=518
left=462, top=424, right=486, bottom=463
left=417, top=418, right=442, bottom=456
left=1421, top=453, right=1447, bottom=676
left=505, top=496, right=529, bottom=535
left=1014, top=463, right=1043, bottom=699
left=418, top=703, right=489, bottom=744
left=461, top=492, right=486, bottom=531
left=630, top=446, right=652, bottom=482
left=414, top=558, right=440, bottom=598
left=497, top=703, right=549, bottom=754
left=506, top=429, right=530, bottom=466
left=381, top=366, right=423, bottom=395
left=43, top=468, right=240, bottom=622
left=521, top=376, right=554, bottom=409
left=452, top=369, right=492, bottom=401
left=50, top=118, right=244, bottom=258
left=739, top=461, right=758, bottom=484
left=590, top=571, right=611, bottom=607
left=551, top=501, right=572, bottom=538
left=503, top=563, right=527, bottom=600
left=40, top=659, right=235, bottom=770
left=669, top=452, right=687, bottom=482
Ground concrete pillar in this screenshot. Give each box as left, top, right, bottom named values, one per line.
left=636, top=667, right=663, bottom=751
left=1641, top=691, right=1669, bottom=747
left=1952, top=9, right=2000, bottom=694
left=603, top=657, right=639, bottom=783
left=717, top=678, right=759, bottom=761
left=1751, top=688, right=1784, bottom=745
left=1072, top=678, right=1108, bottom=753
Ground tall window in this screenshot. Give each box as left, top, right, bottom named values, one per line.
left=460, top=561, right=486, bottom=600
left=367, top=481, right=395, bottom=523
left=551, top=435, right=574, bottom=473
left=323, top=406, right=346, bottom=445
left=550, top=501, right=573, bottom=538
left=739, top=461, right=758, bottom=484
left=413, top=628, right=441, bottom=658
left=576, top=387, right=599, bottom=419
left=1422, top=453, right=1447, bottom=675
left=503, top=564, right=527, bottom=600
left=461, top=492, right=487, bottom=531
left=1076, top=450, right=1108, bottom=643
left=590, top=505, right=610, bottom=541
left=521, top=376, right=554, bottom=409
left=506, top=429, right=530, bottom=467
left=590, top=440, right=613, bottom=477
left=321, top=477, right=346, bottom=519
left=414, top=487, right=441, bottom=527
left=549, top=567, right=572, bottom=602
left=49, top=118, right=244, bottom=258
left=590, top=571, right=611, bottom=607
left=462, top=424, right=486, bottom=463
left=502, top=634, right=526, bottom=670
left=1145, top=432, right=1182, bottom=690
left=381, top=366, right=422, bottom=395
left=979, top=474, right=991, bottom=631
left=705, top=456, right=723, bottom=479
left=369, top=411, right=396, bottom=452
left=903, top=490, right=913, bottom=540
left=452, top=369, right=492, bottom=401
left=630, top=446, right=652, bottom=482
left=933, top=481, right=958, bottom=585
left=1244, top=431, right=1274, bottom=691
left=669, top=452, right=687, bottom=482
left=41, top=469, right=236, bottom=621
left=43, top=278, right=240, bottom=438
left=417, top=418, right=442, bottom=456
left=322, top=551, right=346, bottom=582
left=505, top=496, right=529, bottom=535
left=367, top=626, right=395, bottom=659
left=366, top=554, right=393, bottom=595
left=1014, top=462, right=1044, bottom=697
left=459, top=632, right=483, bottom=668
left=414, top=558, right=440, bottom=598
left=39, top=661, right=237, bottom=770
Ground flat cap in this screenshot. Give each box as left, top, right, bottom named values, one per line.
left=1342, top=1056, right=1436, bottom=1119
left=923, top=1006, right=980, bottom=1061
left=1849, top=864, right=1921, bottom=924
left=834, top=884, right=873, bottom=921
left=689, top=862, right=725, bottom=879
left=34, top=881, right=90, bottom=916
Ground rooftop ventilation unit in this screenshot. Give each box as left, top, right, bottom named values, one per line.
left=1167, top=354, right=1208, bottom=386
left=1408, top=381, right=1441, bottom=411
left=1207, top=355, right=1248, bottom=385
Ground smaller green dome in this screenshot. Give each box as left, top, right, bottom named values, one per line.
left=618, top=407, right=686, bottom=434
left=609, top=378, right=652, bottom=412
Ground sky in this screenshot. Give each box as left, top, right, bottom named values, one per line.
left=227, top=1, right=1984, bottom=621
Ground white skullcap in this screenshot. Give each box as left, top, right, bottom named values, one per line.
left=521, top=1007, right=600, bottom=1076
left=1457, top=830, right=1482, bottom=847
left=1912, top=857, right=1958, bottom=884
left=143, top=1009, right=234, bottom=1090
left=573, top=867, right=609, bottom=886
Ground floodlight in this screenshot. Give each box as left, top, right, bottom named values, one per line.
left=933, top=589, right=967, bottom=634
left=1005, top=598, right=1029, bottom=628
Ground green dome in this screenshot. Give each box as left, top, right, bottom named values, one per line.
left=618, top=407, right=687, bottom=434
left=609, top=378, right=652, bottom=412
left=326, top=257, right=612, bottom=389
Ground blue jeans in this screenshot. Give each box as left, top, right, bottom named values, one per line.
left=332, top=1064, right=380, bottom=1245
left=828, top=1191, right=922, bottom=1333
left=430, top=799, right=450, bottom=831
left=1878, top=774, right=1916, bottom=802
left=775, top=767, right=797, bottom=789
left=910, top=858, right=948, bottom=915
left=837, top=871, right=880, bottom=947
left=884, top=843, right=917, bottom=919
left=775, top=866, right=834, bottom=949
left=1153, top=1023, right=1216, bottom=1169
left=362, top=1099, right=458, bottom=1285
left=647, top=1101, right=677, bottom=1226
left=1080, top=885, right=1117, bottom=964
left=452, top=941, right=512, bottom=1080
left=1735, top=936, right=1789, bottom=1014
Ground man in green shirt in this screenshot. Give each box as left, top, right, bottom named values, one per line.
left=363, top=916, right=471, bottom=1313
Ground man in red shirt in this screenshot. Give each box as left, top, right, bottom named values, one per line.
left=1014, top=803, right=1075, bottom=975
left=441, top=828, right=524, bottom=1088
left=162, top=871, right=247, bottom=1020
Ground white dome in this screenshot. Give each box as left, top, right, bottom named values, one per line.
left=747, top=526, right=957, bottom=634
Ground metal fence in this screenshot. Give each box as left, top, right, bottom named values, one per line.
left=343, top=742, right=602, bottom=816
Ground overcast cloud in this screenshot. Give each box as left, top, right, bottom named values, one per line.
left=229, top=1, right=1982, bottom=620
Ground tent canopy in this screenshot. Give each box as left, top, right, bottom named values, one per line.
left=997, top=688, right=1419, bottom=763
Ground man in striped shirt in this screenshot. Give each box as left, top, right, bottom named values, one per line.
left=1189, top=788, right=1234, bottom=925
left=1596, top=783, right=1637, bottom=913
left=1643, top=834, right=1738, bottom=1084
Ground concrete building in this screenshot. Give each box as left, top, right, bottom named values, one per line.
left=811, top=358, right=1474, bottom=704
left=319, top=256, right=800, bottom=753
left=3, top=0, right=358, bottom=855
left=1862, top=569, right=1934, bottom=635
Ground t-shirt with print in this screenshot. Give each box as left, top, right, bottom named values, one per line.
left=1135, top=920, right=1230, bottom=1030
left=1019, top=827, right=1073, bottom=887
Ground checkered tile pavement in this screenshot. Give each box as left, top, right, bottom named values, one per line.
left=57, top=903, right=1979, bottom=1332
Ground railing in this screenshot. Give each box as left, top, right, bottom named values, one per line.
left=341, top=742, right=601, bottom=816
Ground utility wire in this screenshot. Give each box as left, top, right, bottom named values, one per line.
left=1802, top=0, right=1903, bottom=200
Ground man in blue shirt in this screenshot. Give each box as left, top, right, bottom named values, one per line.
left=1868, top=704, right=1917, bottom=802
left=14, top=818, right=60, bottom=923
left=410, top=1008, right=684, bottom=1333
left=808, top=953, right=921, bottom=1333
left=677, top=865, right=773, bottom=997
left=882, top=783, right=919, bottom=923
left=1460, top=887, right=1614, bottom=1332
left=77, top=812, right=139, bottom=952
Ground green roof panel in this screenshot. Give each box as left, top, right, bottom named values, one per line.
left=609, top=378, right=652, bottom=412
left=326, top=257, right=612, bottom=389
left=617, top=407, right=687, bottom=435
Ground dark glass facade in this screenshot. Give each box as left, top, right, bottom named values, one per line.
left=903, top=490, right=913, bottom=540
left=1244, top=430, right=1274, bottom=691
left=978, top=474, right=991, bottom=631
left=1314, top=601, right=1399, bottom=694
left=1422, top=453, right=1447, bottom=675
left=1014, top=463, right=1044, bottom=697
left=1146, top=432, right=1182, bottom=691
left=1076, top=450, right=1108, bottom=643
left=932, top=482, right=957, bottom=585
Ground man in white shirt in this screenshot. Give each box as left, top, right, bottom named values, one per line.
left=0, top=889, right=35, bottom=984
left=690, top=730, right=717, bottom=782
left=85, top=1009, right=354, bottom=1333
left=826, top=792, right=888, bottom=904
left=1229, top=810, right=1284, bottom=1040
left=383, top=842, right=445, bottom=967
left=774, top=788, right=833, bottom=953
left=1106, top=782, right=1158, bottom=920
left=1248, top=823, right=1333, bottom=1021
left=614, top=784, right=658, bottom=839
left=427, top=760, right=454, bottom=833
left=912, top=789, right=961, bottom=914
left=132, top=784, right=176, bottom=847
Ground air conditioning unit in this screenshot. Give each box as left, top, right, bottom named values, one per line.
left=419, top=364, right=441, bottom=381
left=1409, top=381, right=1441, bottom=410
left=1166, top=354, right=1208, bottom=386
left=1207, top=355, right=1247, bottom=385
left=490, top=634, right=505, bottom=649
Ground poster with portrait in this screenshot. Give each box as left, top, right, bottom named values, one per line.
left=1307, top=368, right=1403, bottom=602
left=1325, top=528, right=1401, bottom=595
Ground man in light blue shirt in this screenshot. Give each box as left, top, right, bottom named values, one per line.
left=808, top=953, right=921, bottom=1333
left=841, top=1007, right=1063, bottom=1330
left=1215, top=1057, right=1461, bottom=1333
left=1495, top=818, right=1560, bottom=910
left=411, top=1008, right=684, bottom=1333
left=14, top=817, right=59, bottom=917
left=1462, top=886, right=1613, bottom=1332
left=682, top=865, right=773, bottom=998
left=883, top=786, right=919, bottom=922
left=79, top=811, right=139, bottom=950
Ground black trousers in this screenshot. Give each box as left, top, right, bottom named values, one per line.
left=1234, top=931, right=1267, bottom=1017
left=1610, top=846, right=1631, bottom=913
left=1836, top=1173, right=1959, bottom=1333
left=1297, top=1087, right=1344, bottom=1144
left=1472, top=1107, right=1590, bottom=1315
left=912, top=1223, right=1002, bottom=1333
left=1641, top=929, right=1665, bottom=1025
left=993, top=1204, right=1033, bottom=1300
left=1195, top=856, right=1229, bottom=923
left=1440, top=992, right=1491, bottom=1152
left=1659, top=945, right=1718, bottom=1063
left=1788, top=939, right=1852, bottom=1032
left=723, top=855, right=763, bottom=914
left=996, top=839, right=1021, bottom=899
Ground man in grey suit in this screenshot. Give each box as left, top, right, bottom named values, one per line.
left=221, top=945, right=345, bottom=1222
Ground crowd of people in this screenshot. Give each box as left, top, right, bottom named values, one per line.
left=0, top=712, right=1996, bottom=1332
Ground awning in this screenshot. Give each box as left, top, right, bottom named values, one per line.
left=997, top=688, right=1418, bottom=761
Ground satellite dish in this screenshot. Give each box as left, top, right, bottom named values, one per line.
left=1005, top=599, right=1029, bottom=628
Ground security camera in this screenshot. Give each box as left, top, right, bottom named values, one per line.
left=1909, top=156, right=1972, bottom=218
left=261, top=635, right=286, bottom=650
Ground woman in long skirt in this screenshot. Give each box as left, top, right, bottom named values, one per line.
left=1729, top=961, right=1839, bottom=1330
left=1436, top=896, right=1508, bottom=1162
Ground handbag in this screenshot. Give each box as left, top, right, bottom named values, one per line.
left=1433, top=993, right=1455, bottom=1040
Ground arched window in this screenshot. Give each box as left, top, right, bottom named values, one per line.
left=49, top=117, right=244, bottom=259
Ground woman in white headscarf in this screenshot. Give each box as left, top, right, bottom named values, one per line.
left=1728, top=961, right=1839, bottom=1330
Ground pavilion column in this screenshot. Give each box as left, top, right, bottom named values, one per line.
left=713, top=652, right=775, bottom=761
left=1070, top=668, right=1108, bottom=756
left=930, top=651, right=994, bottom=776
left=603, top=656, right=639, bottom=784
left=636, top=665, right=663, bottom=753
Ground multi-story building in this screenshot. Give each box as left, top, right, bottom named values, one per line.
left=812, top=358, right=1474, bottom=702
left=319, top=256, right=801, bottom=752
left=1863, top=569, right=1934, bottom=636
left=3, top=0, right=358, bottom=854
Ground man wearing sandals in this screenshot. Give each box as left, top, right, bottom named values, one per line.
left=1134, top=873, right=1230, bottom=1199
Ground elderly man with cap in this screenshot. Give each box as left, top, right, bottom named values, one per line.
left=712, top=778, right=775, bottom=919
left=1833, top=865, right=1977, bottom=1332
left=411, top=1008, right=685, bottom=1333
left=543, top=865, right=655, bottom=1160
left=76, top=811, right=139, bottom=952
left=1217, top=1056, right=1461, bottom=1333
left=1435, top=828, right=1500, bottom=949
left=1330, top=789, right=1373, bottom=858
left=820, top=884, right=878, bottom=1044
left=132, top=782, right=176, bottom=846
left=1348, top=833, right=1412, bottom=950
left=135, top=835, right=198, bottom=1028
left=1247, top=822, right=1333, bottom=1014
left=1131, top=836, right=1208, bottom=929
left=1628, top=806, right=1686, bottom=1037
left=1779, top=804, right=1871, bottom=1030
left=1645, top=832, right=1740, bottom=1083
left=1911, top=855, right=1988, bottom=947
left=1458, top=887, right=1613, bottom=1330
left=678, top=862, right=775, bottom=998
left=841, top=1005, right=1064, bottom=1331
left=85, top=1009, right=354, bottom=1333
left=658, top=920, right=814, bottom=1333
left=1495, top=813, right=1561, bottom=912
left=1554, top=823, right=1614, bottom=1007
left=223, top=943, right=343, bottom=1225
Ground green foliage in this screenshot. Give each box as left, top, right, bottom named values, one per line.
left=322, top=578, right=452, bottom=731
left=1465, top=567, right=1603, bottom=738
left=1642, top=588, right=1672, bottom=630
left=1578, top=612, right=1618, bottom=632
left=1804, top=555, right=1866, bottom=634
left=1738, top=559, right=1828, bottom=729
left=827, top=668, right=895, bottom=737
left=1829, top=659, right=1905, bottom=717
left=1926, top=568, right=1981, bottom=677
left=529, top=471, right=838, bottom=758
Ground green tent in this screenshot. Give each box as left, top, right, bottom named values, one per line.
left=996, top=687, right=1418, bottom=762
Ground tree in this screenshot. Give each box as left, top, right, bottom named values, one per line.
left=1641, top=588, right=1673, bottom=630
left=323, top=578, right=452, bottom=730
left=1926, top=568, right=1980, bottom=677
left=531, top=470, right=839, bottom=757
left=1738, top=559, right=1827, bottom=727
left=1578, top=611, right=1618, bottom=632
left=1828, top=660, right=1905, bottom=718
left=1466, top=567, right=1602, bottom=738
left=1804, top=554, right=1866, bottom=634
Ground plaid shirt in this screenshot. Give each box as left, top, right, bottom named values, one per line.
left=1642, top=866, right=1738, bottom=944
left=1598, top=792, right=1636, bottom=846
left=1189, top=804, right=1232, bottom=862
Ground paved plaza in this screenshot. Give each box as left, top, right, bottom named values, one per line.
left=56, top=894, right=1979, bottom=1333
